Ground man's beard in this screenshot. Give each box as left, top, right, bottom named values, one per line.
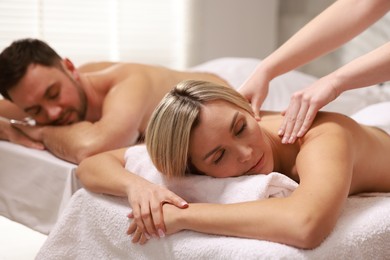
left=67, top=72, right=87, bottom=122
left=51, top=74, right=87, bottom=125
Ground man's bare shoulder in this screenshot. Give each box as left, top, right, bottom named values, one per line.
left=78, top=61, right=118, bottom=73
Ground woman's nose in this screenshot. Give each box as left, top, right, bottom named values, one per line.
left=237, top=144, right=252, bottom=163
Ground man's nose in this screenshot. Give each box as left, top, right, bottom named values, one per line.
left=46, top=105, right=62, bottom=120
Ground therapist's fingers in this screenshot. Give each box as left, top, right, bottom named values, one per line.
left=250, top=97, right=262, bottom=120
left=279, top=100, right=301, bottom=143
left=286, top=101, right=310, bottom=144
left=296, top=106, right=319, bottom=138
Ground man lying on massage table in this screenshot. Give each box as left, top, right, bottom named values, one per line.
left=0, top=38, right=229, bottom=165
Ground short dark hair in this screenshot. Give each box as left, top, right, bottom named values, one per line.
left=0, top=38, right=62, bottom=100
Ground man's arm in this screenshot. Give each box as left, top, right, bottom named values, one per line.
left=15, top=74, right=153, bottom=163
left=0, top=100, right=44, bottom=149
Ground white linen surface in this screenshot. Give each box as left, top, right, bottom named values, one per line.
left=351, top=101, right=390, bottom=134
left=37, top=144, right=390, bottom=260
left=0, top=141, right=78, bottom=234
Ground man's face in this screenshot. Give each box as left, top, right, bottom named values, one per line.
left=8, top=63, right=87, bottom=125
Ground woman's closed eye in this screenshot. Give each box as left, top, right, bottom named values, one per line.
left=235, top=120, right=247, bottom=136
left=213, top=149, right=225, bottom=164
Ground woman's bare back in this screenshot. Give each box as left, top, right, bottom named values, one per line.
left=260, top=111, right=390, bottom=195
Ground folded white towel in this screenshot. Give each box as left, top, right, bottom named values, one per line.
left=124, top=145, right=298, bottom=203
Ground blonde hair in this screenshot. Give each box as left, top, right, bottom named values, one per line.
left=145, top=80, right=252, bottom=178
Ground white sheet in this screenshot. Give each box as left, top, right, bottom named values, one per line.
left=0, top=141, right=79, bottom=234
left=37, top=144, right=390, bottom=260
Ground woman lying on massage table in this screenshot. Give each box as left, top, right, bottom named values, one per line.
left=136, top=80, right=390, bottom=249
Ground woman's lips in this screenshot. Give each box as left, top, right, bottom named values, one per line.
left=246, top=154, right=264, bottom=174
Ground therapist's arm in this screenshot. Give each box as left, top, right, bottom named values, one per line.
left=260, top=0, right=390, bottom=79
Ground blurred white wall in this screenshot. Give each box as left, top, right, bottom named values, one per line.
left=279, top=0, right=390, bottom=77
left=179, top=0, right=279, bottom=67
left=0, top=0, right=279, bottom=70
left=0, top=0, right=388, bottom=75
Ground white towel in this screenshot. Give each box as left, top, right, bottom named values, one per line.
left=37, top=145, right=390, bottom=260
left=124, top=145, right=298, bottom=203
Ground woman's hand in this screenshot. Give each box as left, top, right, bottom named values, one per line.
left=279, top=77, right=339, bottom=144
left=127, top=221, right=150, bottom=245
left=127, top=202, right=185, bottom=244
left=126, top=180, right=188, bottom=240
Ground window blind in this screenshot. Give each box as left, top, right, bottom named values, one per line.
left=0, top=0, right=186, bottom=69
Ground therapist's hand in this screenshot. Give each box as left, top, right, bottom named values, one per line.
left=238, top=73, right=270, bottom=120
left=126, top=180, right=188, bottom=240
left=279, top=77, right=339, bottom=144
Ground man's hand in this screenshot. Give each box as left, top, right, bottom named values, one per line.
left=1, top=122, right=44, bottom=149
left=11, top=123, right=45, bottom=146
left=126, top=180, right=188, bottom=240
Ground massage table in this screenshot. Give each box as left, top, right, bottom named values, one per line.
left=0, top=141, right=79, bottom=234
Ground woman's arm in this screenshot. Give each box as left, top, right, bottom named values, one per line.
left=76, top=147, right=188, bottom=239
left=159, top=123, right=354, bottom=249
left=278, top=41, right=390, bottom=144
left=330, top=41, right=390, bottom=94
left=258, top=0, right=389, bottom=80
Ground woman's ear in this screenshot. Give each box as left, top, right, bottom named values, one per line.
left=63, top=58, right=80, bottom=80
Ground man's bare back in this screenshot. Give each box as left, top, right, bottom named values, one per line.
left=81, top=62, right=231, bottom=138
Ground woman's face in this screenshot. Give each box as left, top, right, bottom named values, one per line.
left=189, top=100, right=274, bottom=178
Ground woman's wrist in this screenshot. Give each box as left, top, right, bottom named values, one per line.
left=326, top=71, right=345, bottom=98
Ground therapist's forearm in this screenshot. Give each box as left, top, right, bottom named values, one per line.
left=261, top=0, right=390, bottom=79
left=330, top=41, right=390, bottom=95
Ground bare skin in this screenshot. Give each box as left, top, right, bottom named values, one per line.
left=0, top=60, right=229, bottom=241
left=239, top=0, right=390, bottom=143
left=129, top=102, right=390, bottom=248
left=1, top=61, right=229, bottom=163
